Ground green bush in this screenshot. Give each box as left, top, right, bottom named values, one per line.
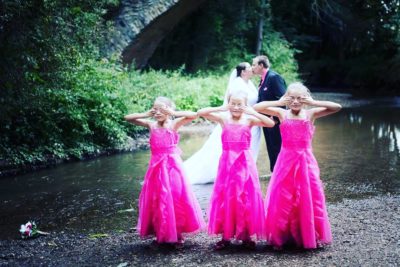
left=122, top=70, right=228, bottom=117
left=261, top=30, right=300, bottom=84
left=0, top=0, right=129, bottom=166
left=0, top=0, right=299, bottom=170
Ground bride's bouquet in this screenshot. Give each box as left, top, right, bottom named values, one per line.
left=19, top=221, right=49, bottom=239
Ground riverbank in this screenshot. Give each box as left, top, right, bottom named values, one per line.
left=0, top=121, right=212, bottom=178
left=1, top=194, right=399, bottom=266
left=0, top=92, right=386, bottom=178
left=0, top=132, right=150, bottom=178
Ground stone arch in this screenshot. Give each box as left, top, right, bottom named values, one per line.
left=107, top=0, right=206, bottom=68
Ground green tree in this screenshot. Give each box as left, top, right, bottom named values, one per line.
left=0, top=0, right=129, bottom=167
left=148, top=0, right=299, bottom=82
left=271, top=0, right=400, bottom=94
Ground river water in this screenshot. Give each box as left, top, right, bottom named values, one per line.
left=0, top=93, right=399, bottom=239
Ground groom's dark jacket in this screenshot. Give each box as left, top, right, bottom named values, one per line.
left=257, top=69, right=286, bottom=172
left=257, top=70, right=286, bottom=103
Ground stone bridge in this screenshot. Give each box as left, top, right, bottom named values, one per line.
left=107, top=0, right=206, bottom=68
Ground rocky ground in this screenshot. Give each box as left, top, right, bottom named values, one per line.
left=1, top=194, right=399, bottom=267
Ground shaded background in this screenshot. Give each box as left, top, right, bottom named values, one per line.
left=0, top=0, right=399, bottom=172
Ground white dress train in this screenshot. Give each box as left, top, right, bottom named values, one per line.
left=184, top=75, right=261, bottom=184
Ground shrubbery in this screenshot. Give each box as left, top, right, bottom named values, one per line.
left=0, top=0, right=299, bottom=170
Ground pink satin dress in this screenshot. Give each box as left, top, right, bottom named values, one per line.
left=137, top=127, right=205, bottom=243
left=264, top=112, right=332, bottom=249
left=208, top=123, right=264, bottom=241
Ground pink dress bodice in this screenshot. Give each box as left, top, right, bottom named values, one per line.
left=280, top=117, right=315, bottom=150
left=149, top=127, right=180, bottom=154
left=221, top=124, right=251, bottom=151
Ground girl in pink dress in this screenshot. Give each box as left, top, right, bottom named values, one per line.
left=198, top=90, right=275, bottom=250
left=124, top=97, right=205, bottom=248
left=254, top=82, right=342, bottom=249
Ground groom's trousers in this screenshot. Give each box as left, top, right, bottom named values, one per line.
left=262, top=123, right=282, bottom=172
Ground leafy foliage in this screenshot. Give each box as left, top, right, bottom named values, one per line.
left=260, top=28, right=300, bottom=84
left=0, top=0, right=128, bottom=166
left=123, top=70, right=228, bottom=119
left=0, top=0, right=298, bottom=170
left=148, top=0, right=300, bottom=83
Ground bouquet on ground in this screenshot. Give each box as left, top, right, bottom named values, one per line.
left=19, top=221, right=49, bottom=239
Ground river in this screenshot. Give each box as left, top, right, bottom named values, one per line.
left=0, top=93, right=399, bottom=239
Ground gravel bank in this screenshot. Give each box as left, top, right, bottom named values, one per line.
left=1, top=195, right=399, bottom=267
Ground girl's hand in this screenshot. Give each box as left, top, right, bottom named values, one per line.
left=279, top=96, right=292, bottom=106
left=147, top=108, right=156, bottom=117
left=160, top=106, right=174, bottom=116
left=300, top=96, right=314, bottom=105
left=242, top=106, right=257, bottom=115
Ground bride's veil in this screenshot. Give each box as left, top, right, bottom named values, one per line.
left=223, top=69, right=238, bottom=105
left=183, top=66, right=261, bottom=184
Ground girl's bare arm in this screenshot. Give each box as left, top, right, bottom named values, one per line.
left=197, top=106, right=227, bottom=126
left=301, top=97, right=342, bottom=121
left=162, top=108, right=198, bottom=131
left=253, top=97, right=288, bottom=122
left=124, top=110, right=154, bottom=128
left=243, top=106, right=275, bottom=127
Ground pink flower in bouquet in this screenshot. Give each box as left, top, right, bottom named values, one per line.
left=19, top=221, right=38, bottom=239
left=19, top=221, right=49, bottom=239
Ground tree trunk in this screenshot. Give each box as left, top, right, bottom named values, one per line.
left=255, top=16, right=264, bottom=55
left=255, top=0, right=266, bottom=55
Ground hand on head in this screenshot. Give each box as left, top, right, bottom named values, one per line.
left=279, top=95, right=292, bottom=106
left=228, top=102, right=244, bottom=113
left=148, top=108, right=156, bottom=116
left=150, top=103, right=170, bottom=121
left=242, top=105, right=256, bottom=115
left=300, top=95, right=314, bottom=105
left=279, top=94, right=313, bottom=107
left=159, top=105, right=174, bottom=116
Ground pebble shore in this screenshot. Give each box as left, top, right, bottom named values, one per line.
left=1, top=195, right=399, bottom=266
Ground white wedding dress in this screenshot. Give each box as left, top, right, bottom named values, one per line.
left=183, top=71, right=261, bottom=184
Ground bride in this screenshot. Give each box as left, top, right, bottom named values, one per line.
left=184, top=62, right=262, bottom=184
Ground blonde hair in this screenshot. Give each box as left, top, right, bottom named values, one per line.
left=154, top=96, right=176, bottom=110
left=285, top=82, right=311, bottom=97
left=228, top=89, right=248, bottom=105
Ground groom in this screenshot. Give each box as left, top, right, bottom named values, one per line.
left=252, top=55, right=286, bottom=172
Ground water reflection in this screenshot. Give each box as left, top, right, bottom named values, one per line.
left=316, top=107, right=400, bottom=202
left=371, top=122, right=400, bottom=153
left=0, top=95, right=399, bottom=239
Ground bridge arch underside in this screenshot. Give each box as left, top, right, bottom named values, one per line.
left=121, top=0, right=206, bottom=69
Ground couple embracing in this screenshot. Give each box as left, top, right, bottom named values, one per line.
left=184, top=55, right=286, bottom=184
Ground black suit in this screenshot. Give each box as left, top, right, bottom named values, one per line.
left=257, top=70, right=286, bottom=172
